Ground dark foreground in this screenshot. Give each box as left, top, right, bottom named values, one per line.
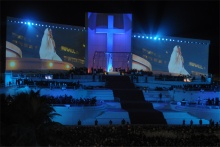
left=29, top=124, right=220, bottom=146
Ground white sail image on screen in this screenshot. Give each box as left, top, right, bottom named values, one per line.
left=39, top=28, right=62, bottom=61
left=168, top=45, right=189, bottom=75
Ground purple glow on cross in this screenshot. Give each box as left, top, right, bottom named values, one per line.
left=96, top=15, right=125, bottom=72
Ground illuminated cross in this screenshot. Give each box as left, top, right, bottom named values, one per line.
left=96, top=15, right=125, bottom=72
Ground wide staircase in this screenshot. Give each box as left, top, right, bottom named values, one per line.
left=103, top=75, right=167, bottom=124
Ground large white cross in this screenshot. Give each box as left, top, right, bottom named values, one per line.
left=96, top=15, right=125, bottom=71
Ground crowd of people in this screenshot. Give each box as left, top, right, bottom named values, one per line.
left=44, top=95, right=97, bottom=106
left=44, top=124, right=220, bottom=146
left=170, top=83, right=220, bottom=92
left=155, top=74, right=185, bottom=81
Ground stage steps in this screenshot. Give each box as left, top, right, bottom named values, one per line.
left=83, top=111, right=130, bottom=126
left=104, top=75, right=135, bottom=90
left=142, top=90, right=172, bottom=102
left=104, top=75, right=167, bottom=125
left=52, top=104, right=107, bottom=125
left=79, top=102, right=130, bottom=125
left=86, top=90, right=114, bottom=101
left=38, top=88, right=114, bottom=101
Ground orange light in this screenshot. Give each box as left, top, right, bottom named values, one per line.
left=66, top=64, right=70, bottom=69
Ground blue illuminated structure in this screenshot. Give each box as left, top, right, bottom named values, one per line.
left=96, top=15, right=125, bottom=72
left=6, top=16, right=210, bottom=77
left=87, top=12, right=132, bottom=73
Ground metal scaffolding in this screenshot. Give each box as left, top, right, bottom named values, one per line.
left=93, top=51, right=131, bottom=72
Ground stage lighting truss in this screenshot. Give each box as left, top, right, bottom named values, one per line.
left=93, top=51, right=131, bottom=71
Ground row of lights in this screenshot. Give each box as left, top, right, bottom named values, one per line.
left=7, top=19, right=208, bottom=45
left=8, top=19, right=87, bottom=32
left=133, top=35, right=208, bottom=45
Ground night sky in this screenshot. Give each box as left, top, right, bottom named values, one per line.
left=1, top=0, right=219, bottom=76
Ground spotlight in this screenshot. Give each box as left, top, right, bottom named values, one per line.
left=66, top=64, right=70, bottom=69
left=48, top=62, right=53, bottom=67
left=9, top=61, right=16, bottom=67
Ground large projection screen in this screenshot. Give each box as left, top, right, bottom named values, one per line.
left=6, top=17, right=86, bottom=72
left=132, top=35, right=210, bottom=76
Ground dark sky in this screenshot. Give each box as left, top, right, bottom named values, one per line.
left=1, top=0, right=219, bottom=76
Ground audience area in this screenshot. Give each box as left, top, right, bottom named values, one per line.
left=1, top=69, right=220, bottom=146
left=43, top=124, right=220, bottom=146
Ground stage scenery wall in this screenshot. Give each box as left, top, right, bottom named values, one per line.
left=132, top=35, right=210, bottom=76
left=6, top=17, right=86, bottom=72
left=86, top=12, right=132, bottom=73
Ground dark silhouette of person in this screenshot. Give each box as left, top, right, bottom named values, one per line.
left=199, top=119, right=202, bottom=126
left=95, top=119, right=98, bottom=126
left=78, top=120, right=81, bottom=126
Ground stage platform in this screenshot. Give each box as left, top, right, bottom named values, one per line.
left=107, top=71, right=121, bottom=75
left=0, top=86, right=215, bottom=126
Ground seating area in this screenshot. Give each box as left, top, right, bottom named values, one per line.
left=40, top=124, right=220, bottom=146
left=1, top=73, right=220, bottom=146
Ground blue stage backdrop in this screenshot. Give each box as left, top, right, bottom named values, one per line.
left=86, top=12, right=132, bottom=73
left=5, top=16, right=209, bottom=76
